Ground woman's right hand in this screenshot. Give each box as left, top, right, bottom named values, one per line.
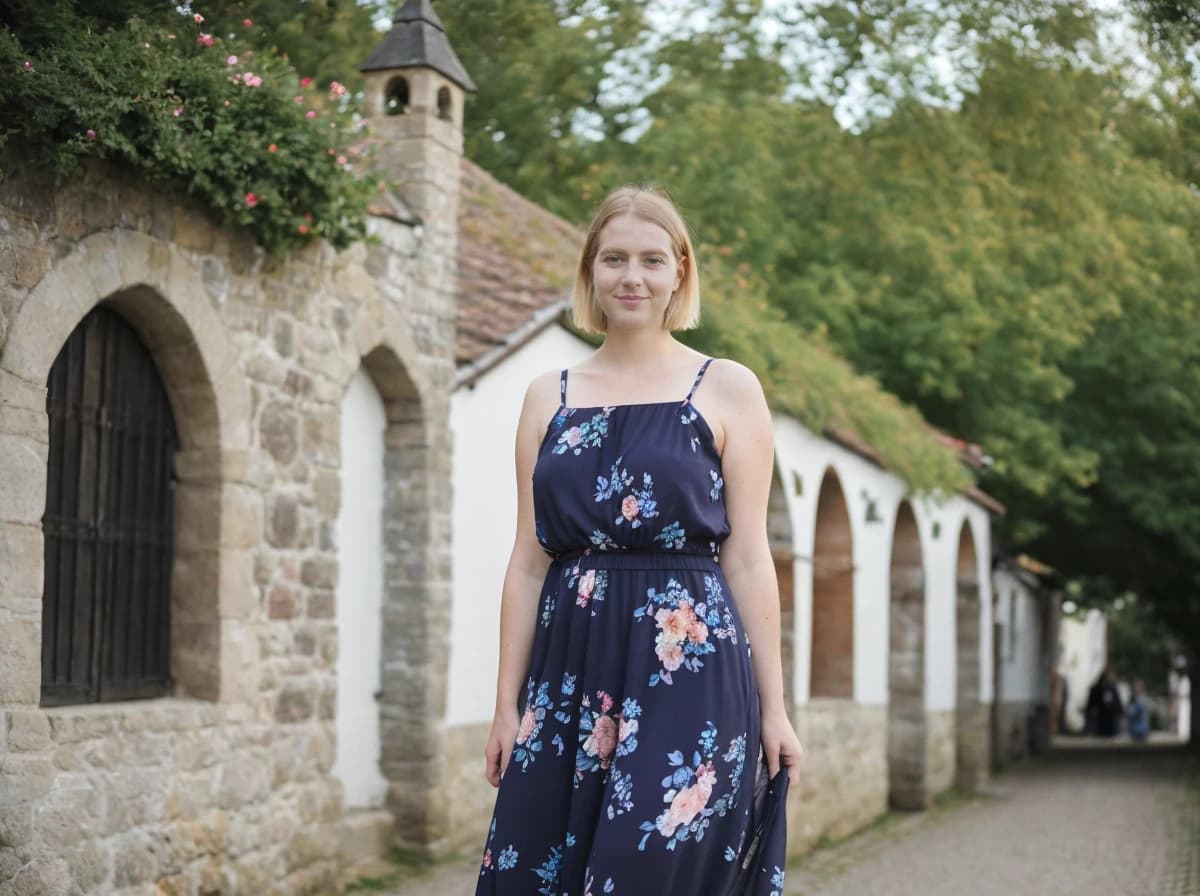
left=485, top=709, right=520, bottom=787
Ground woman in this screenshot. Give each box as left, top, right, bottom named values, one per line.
left=477, top=185, right=801, bottom=895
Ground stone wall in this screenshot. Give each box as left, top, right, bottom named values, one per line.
left=993, top=700, right=1035, bottom=770
left=0, top=156, right=457, bottom=894
left=789, top=701, right=887, bottom=853
left=925, top=708, right=956, bottom=798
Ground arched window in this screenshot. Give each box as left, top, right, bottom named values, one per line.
left=385, top=76, right=410, bottom=115
left=41, top=307, right=178, bottom=705
left=437, top=86, right=452, bottom=121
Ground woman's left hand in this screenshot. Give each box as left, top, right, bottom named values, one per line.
left=761, top=708, right=803, bottom=785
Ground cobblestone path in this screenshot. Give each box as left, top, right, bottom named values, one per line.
left=370, top=741, right=1198, bottom=896
left=786, top=740, right=1199, bottom=896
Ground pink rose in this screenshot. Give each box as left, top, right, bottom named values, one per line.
left=517, top=707, right=536, bottom=744
left=657, top=640, right=684, bottom=671
left=585, top=715, right=618, bottom=765
left=564, top=426, right=582, bottom=448
left=197, top=33, right=213, bottom=47
left=226, top=55, right=238, bottom=65
left=330, top=80, right=347, bottom=97
left=621, top=495, right=640, bottom=521
left=576, top=569, right=596, bottom=607
left=686, top=619, right=709, bottom=644
left=243, top=18, right=253, bottom=27
left=482, top=849, right=492, bottom=869
left=655, top=607, right=690, bottom=642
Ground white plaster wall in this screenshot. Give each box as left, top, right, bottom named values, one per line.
left=446, top=326, right=593, bottom=726
left=1058, top=609, right=1108, bottom=731
left=333, top=366, right=389, bottom=809
left=771, top=417, right=913, bottom=707
left=993, top=568, right=1044, bottom=704
left=915, top=498, right=994, bottom=711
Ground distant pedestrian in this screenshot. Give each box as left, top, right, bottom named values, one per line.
left=1086, top=667, right=1123, bottom=736
left=1127, top=679, right=1150, bottom=741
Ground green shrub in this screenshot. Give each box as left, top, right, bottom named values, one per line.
left=0, top=6, right=378, bottom=253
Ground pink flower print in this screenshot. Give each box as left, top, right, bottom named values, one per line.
left=516, top=707, right=537, bottom=744
left=655, top=606, right=690, bottom=643
left=482, top=848, right=492, bottom=869
left=564, top=426, right=583, bottom=448
left=576, top=569, right=596, bottom=607
left=621, top=494, right=640, bottom=521
left=686, top=618, right=709, bottom=644
left=585, top=715, right=618, bottom=767
left=656, top=637, right=684, bottom=672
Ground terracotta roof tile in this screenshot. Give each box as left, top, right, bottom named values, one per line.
left=455, top=159, right=582, bottom=375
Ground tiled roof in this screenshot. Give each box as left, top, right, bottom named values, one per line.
left=455, top=159, right=584, bottom=382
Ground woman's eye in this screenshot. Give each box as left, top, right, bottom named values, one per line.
left=646, top=257, right=665, bottom=266
left=603, top=255, right=622, bottom=264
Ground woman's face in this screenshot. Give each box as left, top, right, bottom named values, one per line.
left=591, top=213, right=683, bottom=331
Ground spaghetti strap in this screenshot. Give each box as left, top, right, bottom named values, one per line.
left=559, top=369, right=569, bottom=407
left=685, top=357, right=715, bottom=402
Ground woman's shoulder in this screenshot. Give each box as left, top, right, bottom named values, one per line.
left=701, top=357, right=766, bottom=404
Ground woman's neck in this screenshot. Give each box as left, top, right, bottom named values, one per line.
left=592, top=327, right=685, bottom=371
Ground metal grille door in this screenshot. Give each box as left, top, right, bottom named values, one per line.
left=41, top=307, right=178, bottom=706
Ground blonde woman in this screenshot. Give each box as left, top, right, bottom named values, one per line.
left=476, top=186, right=800, bottom=895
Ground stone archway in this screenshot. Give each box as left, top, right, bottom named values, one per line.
left=0, top=232, right=251, bottom=706
left=955, top=520, right=988, bottom=789
left=888, top=501, right=927, bottom=809
left=340, top=301, right=450, bottom=851
left=768, top=469, right=795, bottom=706
left=811, top=468, right=854, bottom=699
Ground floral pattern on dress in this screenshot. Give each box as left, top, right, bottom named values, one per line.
left=634, top=575, right=737, bottom=686
left=513, top=680, right=554, bottom=771
left=566, top=564, right=609, bottom=614
left=575, top=692, right=642, bottom=783
left=553, top=407, right=614, bottom=455
left=637, top=723, right=748, bottom=852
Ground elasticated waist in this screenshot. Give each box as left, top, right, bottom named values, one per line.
left=548, top=548, right=720, bottom=571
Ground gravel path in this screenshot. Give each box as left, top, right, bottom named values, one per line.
left=370, top=739, right=1198, bottom=896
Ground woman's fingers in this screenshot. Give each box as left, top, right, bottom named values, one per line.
left=485, top=740, right=502, bottom=788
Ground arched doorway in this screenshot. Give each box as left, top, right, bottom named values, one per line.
left=811, top=469, right=854, bottom=699
left=887, top=502, right=926, bottom=808
left=955, top=521, right=987, bottom=789
left=333, top=365, right=389, bottom=809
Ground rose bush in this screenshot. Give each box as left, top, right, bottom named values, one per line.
left=0, top=6, right=378, bottom=254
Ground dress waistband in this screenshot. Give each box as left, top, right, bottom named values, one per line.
left=548, top=547, right=720, bottom=571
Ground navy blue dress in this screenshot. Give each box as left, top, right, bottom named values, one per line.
left=477, top=359, right=788, bottom=896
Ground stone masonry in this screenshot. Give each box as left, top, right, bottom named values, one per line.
left=0, top=42, right=464, bottom=890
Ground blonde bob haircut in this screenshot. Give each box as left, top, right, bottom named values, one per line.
left=572, top=185, right=701, bottom=334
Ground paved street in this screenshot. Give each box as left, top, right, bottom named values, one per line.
left=369, top=739, right=1198, bottom=896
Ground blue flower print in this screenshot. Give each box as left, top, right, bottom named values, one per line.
left=534, top=842, right=566, bottom=895
left=554, top=407, right=614, bottom=455
left=512, top=680, right=554, bottom=771
left=654, top=521, right=687, bottom=550
left=709, top=469, right=724, bottom=502
left=584, top=871, right=616, bottom=895
left=567, top=564, right=609, bottom=614
left=590, top=529, right=620, bottom=551
left=636, top=724, right=748, bottom=852
left=497, top=846, right=519, bottom=871
left=615, top=472, right=660, bottom=529
left=594, top=456, right=633, bottom=502
left=769, top=865, right=787, bottom=896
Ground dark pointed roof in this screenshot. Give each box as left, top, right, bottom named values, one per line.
left=360, top=0, right=477, bottom=92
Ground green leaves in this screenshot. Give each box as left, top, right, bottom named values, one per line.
left=0, top=7, right=376, bottom=254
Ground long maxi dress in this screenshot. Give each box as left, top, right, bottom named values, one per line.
left=476, top=358, right=789, bottom=896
